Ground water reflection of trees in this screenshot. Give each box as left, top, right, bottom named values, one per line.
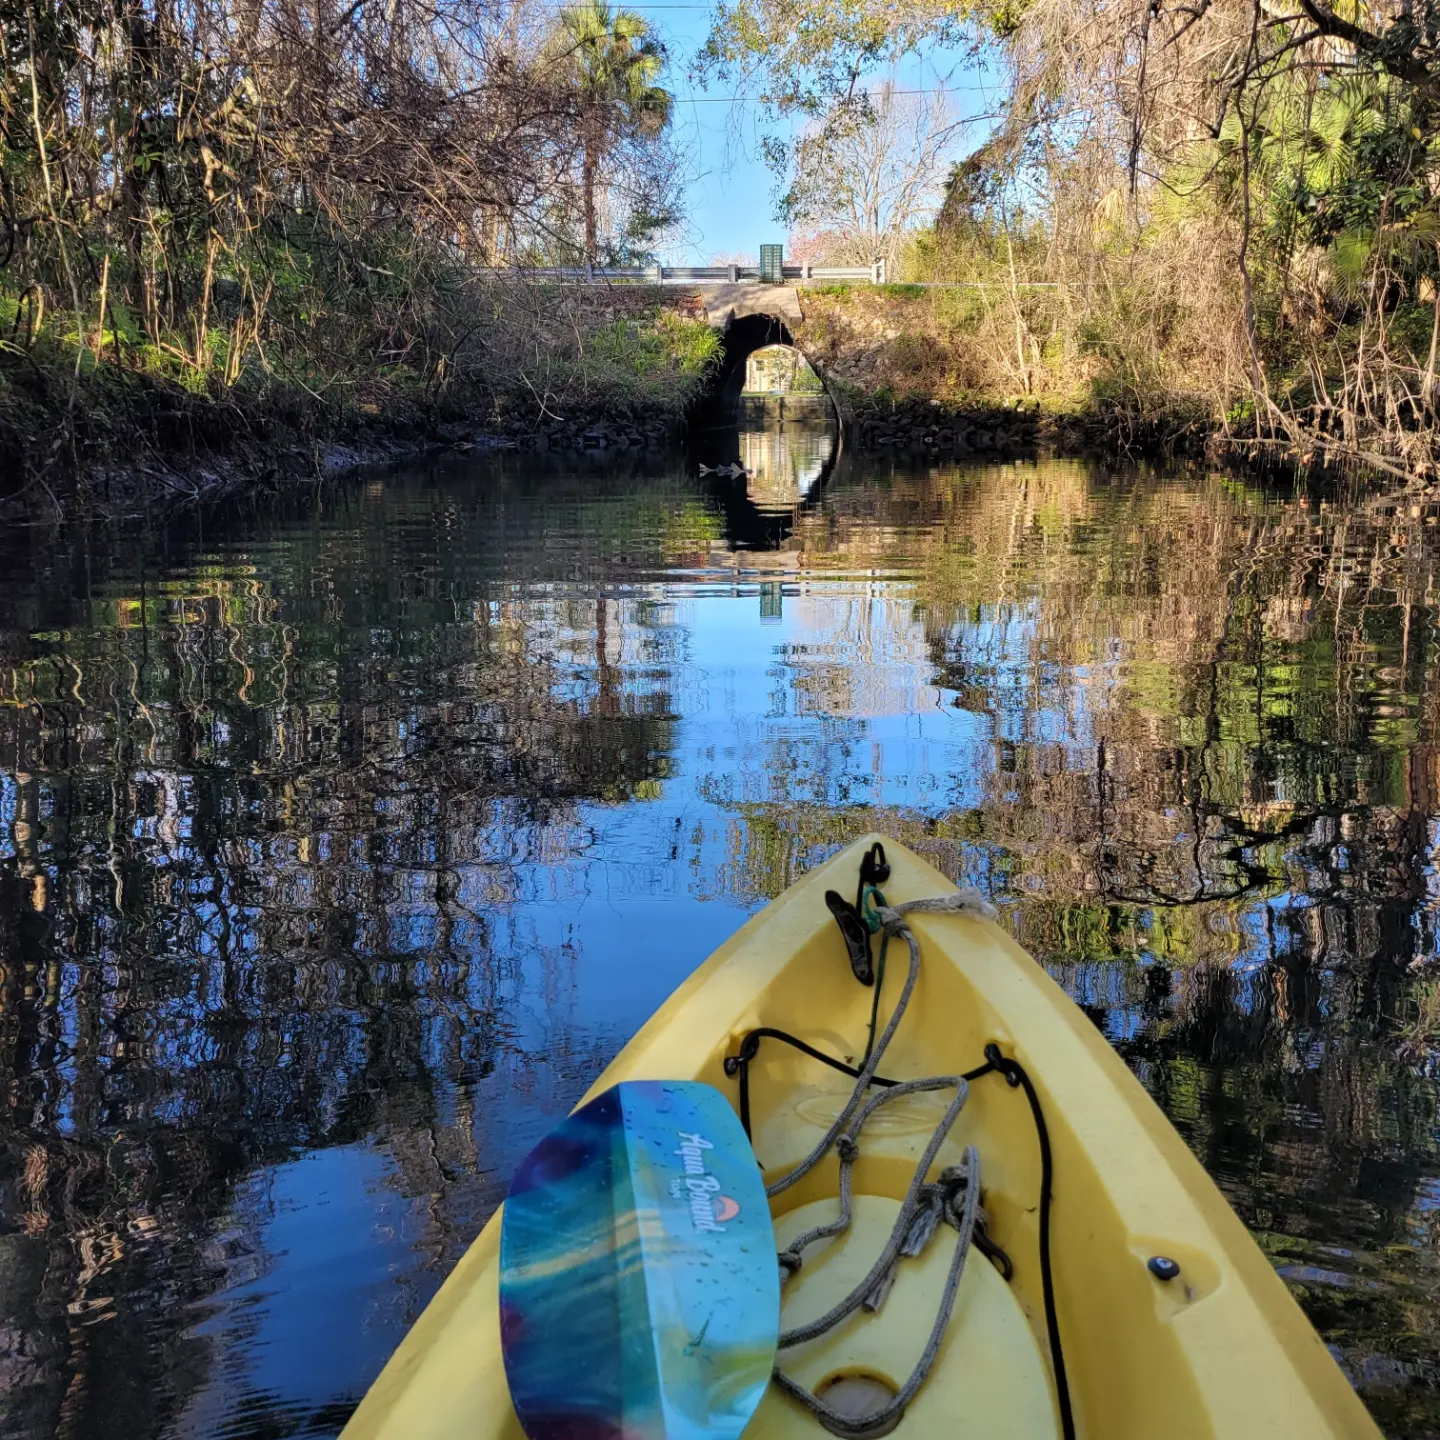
left=0, top=471, right=707, bottom=1438
left=748, top=462, right=1440, bottom=960
left=707, top=460, right=1440, bottom=1426
left=4, top=457, right=1440, bottom=1433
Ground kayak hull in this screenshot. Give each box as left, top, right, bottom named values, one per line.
left=341, top=835, right=1380, bottom=1440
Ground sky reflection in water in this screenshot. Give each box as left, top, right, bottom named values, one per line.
left=1, top=441, right=1439, bottom=1437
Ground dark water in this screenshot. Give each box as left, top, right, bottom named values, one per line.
left=3, top=426, right=1440, bottom=1439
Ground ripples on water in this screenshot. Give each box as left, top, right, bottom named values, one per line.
left=2, top=429, right=1440, bottom=1437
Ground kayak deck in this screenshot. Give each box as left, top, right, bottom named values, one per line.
left=341, top=1189, right=1058, bottom=1440
left=341, top=835, right=1380, bottom=1440
left=758, top=1193, right=1059, bottom=1440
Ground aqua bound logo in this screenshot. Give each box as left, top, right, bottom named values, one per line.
left=672, top=1131, right=739, bottom=1233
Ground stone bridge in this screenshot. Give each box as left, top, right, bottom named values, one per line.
left=686, top=282, right=1041, bottom=458
left=695, top=284, right=857, bottom=427
left=689, top=282, right=948, bottom=437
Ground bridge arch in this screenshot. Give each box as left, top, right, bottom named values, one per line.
left=695, top=287, right=844, bottom=428
left=710, top=316, right=834, bottom=418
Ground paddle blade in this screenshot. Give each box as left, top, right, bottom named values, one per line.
left=500, top=1080, right=779, bottom=1440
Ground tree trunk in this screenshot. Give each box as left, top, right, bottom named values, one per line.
left=582, top=132, right=597, bottom=264
left=1003, top=210, right=1031, bottom=395
left=1425, top=249, right=1440, bottom=415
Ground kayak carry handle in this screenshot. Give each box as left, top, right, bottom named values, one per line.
left=856, top=841, right=890, bottom=910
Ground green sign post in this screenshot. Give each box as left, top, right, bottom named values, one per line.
left=759, top=244, right=784, bottom=284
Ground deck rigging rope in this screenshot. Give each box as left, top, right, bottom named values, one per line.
left=758, top=892, right=994, bottom=1438
left=725, top=885, right=1077, bottom=1440
left=760, top=897, right=985, bottom=1200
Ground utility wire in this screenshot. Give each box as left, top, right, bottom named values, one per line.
left=675, top=85, right=993, bottom=103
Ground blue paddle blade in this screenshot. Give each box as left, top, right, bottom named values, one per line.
left=500, top=1080, right=779, bottom=1440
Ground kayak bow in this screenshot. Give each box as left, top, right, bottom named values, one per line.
left=341, top=834, right=1381, bottom=1440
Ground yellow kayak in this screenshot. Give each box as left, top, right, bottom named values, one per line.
left=341, top=834, right=1381, bottom=1440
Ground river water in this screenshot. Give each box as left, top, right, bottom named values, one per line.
left=2, top=419, right=1439, bottom=1438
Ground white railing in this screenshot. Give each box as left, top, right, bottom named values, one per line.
left=499, top=261, right=889, bottom=285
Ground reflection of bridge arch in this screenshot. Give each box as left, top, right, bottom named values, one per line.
left=690, top=376, right=842, bottom=553
left=737, top=423, right=832, bottom=513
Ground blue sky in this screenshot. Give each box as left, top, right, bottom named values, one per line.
left=628, top=8, right=1000, bottom=262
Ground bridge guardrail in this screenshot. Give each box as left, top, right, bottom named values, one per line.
left=490, top=264, right=1067, bottom=290
left=498, top=262, right=890, bottom=285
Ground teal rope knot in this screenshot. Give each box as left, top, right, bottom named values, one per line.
left=859, top=883, right=888, bottom=934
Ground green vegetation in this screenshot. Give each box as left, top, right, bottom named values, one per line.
left=10, top=0, right=1440, bottom=500
left=0, top=0, right=695, bottom=511
left=888, top=59, right=1440, bottom=464
left=558, top=1, right=675, bottom=263
left=0, top=278, right=717, bottom=513
left=705, top=0, right=1440, bottom=472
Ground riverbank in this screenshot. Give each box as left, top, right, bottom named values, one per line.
left=795, top=283, right=1437, bottom=478
left=0, top=282, right=720, bottom=522
left=0, top=274, right=1405, bottom=524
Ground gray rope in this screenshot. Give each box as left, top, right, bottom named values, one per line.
left=775, top=1146, right=981, bottom=1437
left=764, top=887, right=996, bottom=1436
left=778, top=1077, right=970, bottom=1345
left=765, top=924, right=924, bottom=1200
left=874, top=888, right=997, bottom=926
left=764, top=885, right=994, bottom=1202
left=776, top=1076, right=969, bottom=1276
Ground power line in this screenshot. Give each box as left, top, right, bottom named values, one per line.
left=676, top=85, right=994, bottom=103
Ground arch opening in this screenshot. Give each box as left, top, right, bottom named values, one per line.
left=699, top=313, right=837, bottom=426
left=743, top=344, right=826, bottom=397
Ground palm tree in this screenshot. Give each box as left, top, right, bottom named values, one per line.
left=558, top=1, right=673, bottom=263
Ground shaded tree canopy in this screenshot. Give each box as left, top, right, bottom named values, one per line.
left=704, top=0, right=1440, bottom=469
